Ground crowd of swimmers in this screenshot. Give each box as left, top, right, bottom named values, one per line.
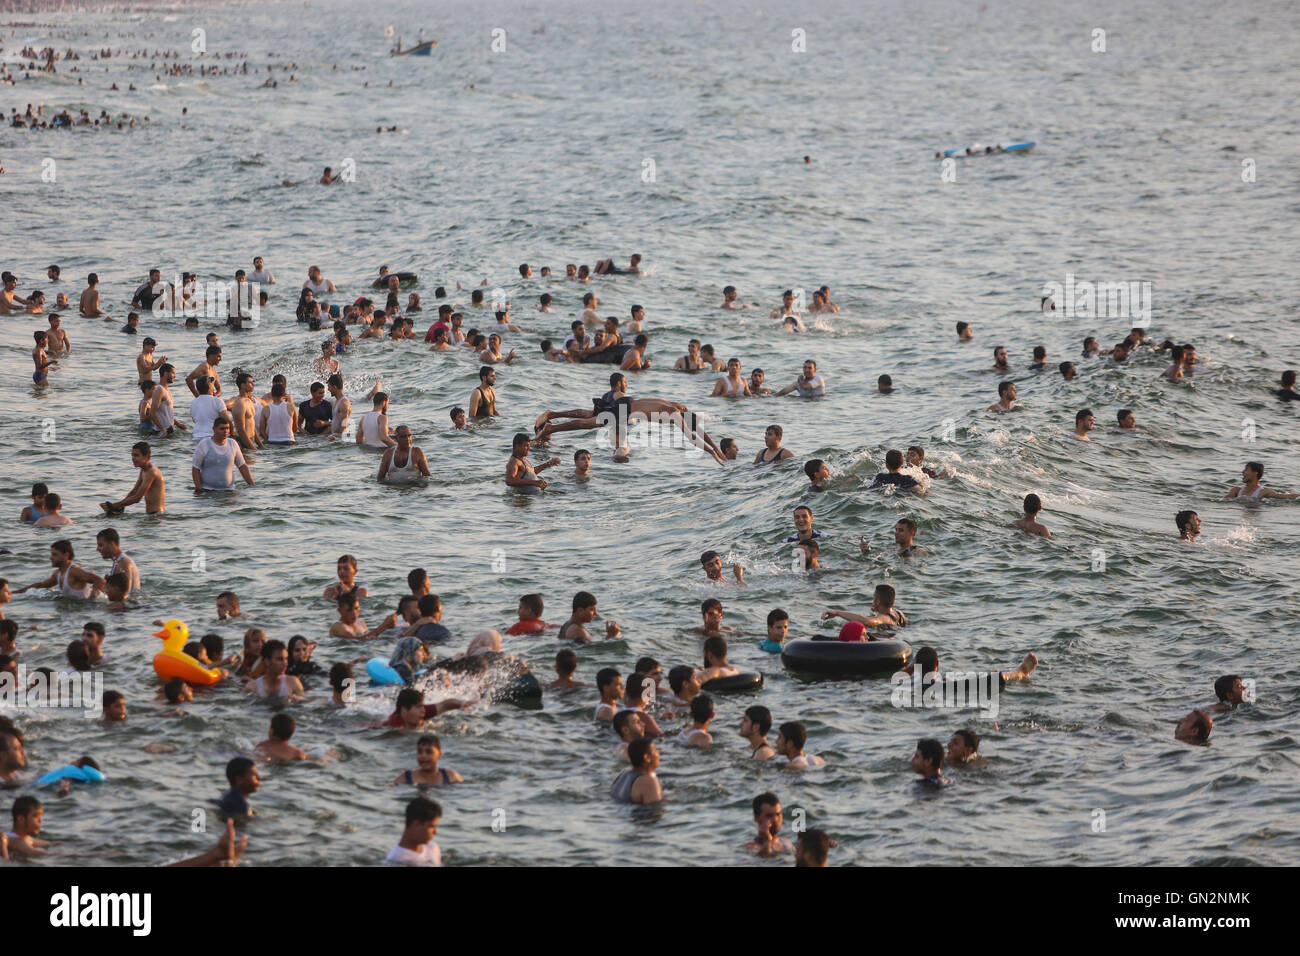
left=4, top=250, right=1291, bottom=865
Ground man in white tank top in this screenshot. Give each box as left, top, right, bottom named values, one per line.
left=379, top=425, right=430, bottom=483
left=17, top=540, right=104, bottom=600
left=302, top=265, right=336, bottom=296
left=356, top=392, right=395, bottom=449
left=1225, top=461, right=1300, bottom=501
left=149, top=364, right=187, bottom=436
left=257, top=382, right=298, bottom=445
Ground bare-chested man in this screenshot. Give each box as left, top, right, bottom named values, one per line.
left=1, top=271, right=30, bottom=315
left=137, top=337, right=167, bottom=382
left=506, top=433, right=561, bottom=491
left=231, top=372, right=263, bottom=451
left=186, top=345, right=223, bottom=397
left=101, top=441, right=166, bottom=515
left=1011, top=493, right=1053, bottom=538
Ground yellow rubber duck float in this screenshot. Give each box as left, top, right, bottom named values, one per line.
left=152, top=619, right=221, bottom=686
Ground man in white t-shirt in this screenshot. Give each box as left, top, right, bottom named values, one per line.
left=249, top=256, right=275, bottom=286
left=189, top=375, right=227, bottom=440
left=385, top=797, right=442, bottom=866
left=192, top=417, right=254, bottom=491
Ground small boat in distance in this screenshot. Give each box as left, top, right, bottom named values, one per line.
left=392, top=38, right=437, bottom=57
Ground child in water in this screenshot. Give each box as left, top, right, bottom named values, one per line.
left=391, top=734, right=462, bottom=787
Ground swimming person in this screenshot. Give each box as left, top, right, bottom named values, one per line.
left=1009, top=493, right=1053, bottom=538
left=357, top=392, right=395, bottom=449
left=1176, top=510, right=1200, bottom=541
left=754, top=424, right=794, bottom=464
left=775, top=360, right=825, bottom=397
left=506, top=433, right=562, bottom=492
left=610, top=738, right=662, bottom=804
left=192, top=417, right=254, bottom=491
left=468, top=367, right=498, bottom=419
left=378, top=426, right=431, bottom=484
left=746, top=792, right=792, bottom=856
left=18, top=541, right=104, bottom=600
left=1224, top=461, right=1299, bottom=500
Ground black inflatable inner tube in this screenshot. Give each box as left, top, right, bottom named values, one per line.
left=702, top=672, right=763, bottom=692
left=579, top=343, right=633, bottom=365
left=781, top=638, right=912, bottom=677
left=373, top=271, right=419, bottom=288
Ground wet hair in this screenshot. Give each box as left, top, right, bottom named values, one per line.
left=511, top=432, right=530, bottom=449
left=163, top=678, right=188, bottom=703
left=953, top=728, right=980, bottom=753
left=405, top=796, right=442, bottom=826
left=449, top=406, right=465, bottom=420
left=1282, top=370, right=1296, bottom=389
left=261, top=639, right=287, bottom=661
left=200, top=632, right=223, bottom=660
left=225, top=756, right=255, bottom=785
left=572, top=591, right=596, bottom=612
left=1170, top=345, right=1185, bottom=362
left=395, top=688, right=424, bottom=712
left=878, top=374, right=893, bottom=389
left=1076, top=408, right=1093, bottom=424
left=720, top=438, right=737, bottom=455
left=703, top=635, right=728, bottom=664
left=916, top=738, right=944, bottom=771
left=1182, top=710, right=1212, bottom=743
left=612, top=709, right=642, bottom=740
left=885, top=449, right=903, bottom=470
left=417, top=594, right=442, bottom=617
left=797, top=829, right=831, bottom=865
left=44, top=494, right=62, bottom=512
left=631, top=304, right=644, bottom=316
left=767, top=608, right=789, bottom=628
left=12, top=795, right=42, bottom=824
left=1175, top=510, right=1198, bottom=533
left=744, top=705, right=772, bottom=736
left=32, top=482, right=49, bottom=497
left=701, top=598, right=722, bottom=616
left=804, top=458, right=825, bottom=480
left=668, top=665, right=695, bottom=694
left=66, top=640, right=91, bottom=671
left=896, top=517, right=918, bottom=535
left=329, top=662, right=353, bottom=693
left=519, top=593, right=543, bottom=617
left=102, top=690, right=124, bottom=709
left=1059, top=361, right=1075, bottom=376
left=554, top=649, right=577, bottom=676
left=627, top=737, right=655, bottom=768
left=270, top=713, right=296, bottom=740
left=1118, top=409, right=1133, bottom=423
left=635, top=657, right=659, bottom=676
left=596, top=668, right=621, bottom=694
left=874, top=584, right=896, bottom=608
left=765, top=423, right=783, bottom=437
left=471, top=289, right=484, bottom=304
left=609, top=372, right=626, bottom=389
left=752, top=791, right=779, bottom=818
left=778, top=721, right=807, bottom=750
left=52, top=539, right=73, bottom=557
left=574, top=449, right=590, bottom=461
left=1023, top=493, right=1042, bottom=515
left=1033, top=345, right=1046, bottom=361
left=689, top=695, right=714, bottom=723
left=1214, top=675, right=1241, bottom=702
left=997, top=380, right=1015, bottom=399
left=915, top=646, right=939, bottom=677
left=624, top=672, right=649, bottom=703
left=1246, top=461, right=1263, bottom=480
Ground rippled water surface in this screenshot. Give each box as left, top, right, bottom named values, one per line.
left=2, top=0, right=1299, bottom=866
